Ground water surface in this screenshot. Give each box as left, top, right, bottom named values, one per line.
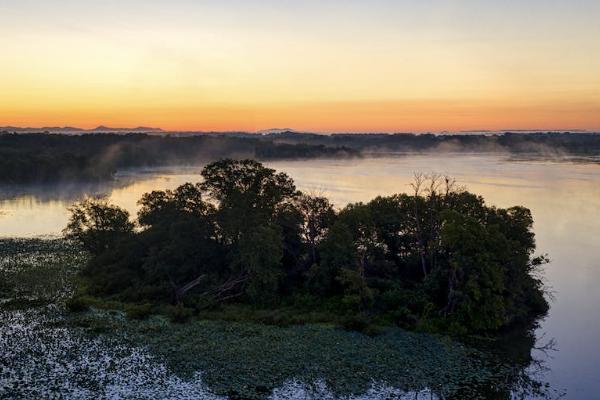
left=1, top=154, right=599, bottom=398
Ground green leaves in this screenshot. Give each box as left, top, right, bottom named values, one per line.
left=64, top=160, right=548, bottom=336
left=63, top=199, right=134, bottom=256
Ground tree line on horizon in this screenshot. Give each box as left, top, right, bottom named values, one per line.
left=64, top=159, right=549, bottom=334
left=2, top=131, right=600, bottom=184
left=0, top=133, right=355, bottom=183
left=268, top=130, right=600, bottom=155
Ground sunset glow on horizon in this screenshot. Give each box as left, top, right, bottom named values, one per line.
left=1, top=0, right=599, bottom=132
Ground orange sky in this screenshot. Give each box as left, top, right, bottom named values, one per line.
left=1, top=1, right=599, bottom=132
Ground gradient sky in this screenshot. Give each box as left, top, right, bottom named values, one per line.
left=1, top=0, right=599, bottom=132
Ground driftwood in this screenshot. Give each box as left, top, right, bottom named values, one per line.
left=174, top=272, right=249, bottom=305
left=204, top=272, right=249, bottom=302
left=174, top=274, right=207, bottom=303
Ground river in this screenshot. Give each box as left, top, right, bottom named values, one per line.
left=1, top=153, right=599, bottom=399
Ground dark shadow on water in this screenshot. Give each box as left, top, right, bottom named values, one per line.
left=0, top=180, right=129, bottom=204
left=0, top=167, right=204, bottom=204
left=456, top=321, right=564, bottom=400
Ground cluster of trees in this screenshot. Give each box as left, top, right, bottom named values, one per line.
left=65, top=159, right=548, bottom=334
left=268, top=131, right=600, bottom=155
left=3, top=130, right=599, bottom=183
left=0, top=133, right=355, bottom=183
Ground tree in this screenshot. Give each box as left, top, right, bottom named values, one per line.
left=274, top=203, right=305, bottom=290
left=336, top=203, right=384, bottom=279
left=64, top=198, right=134, bottom=255
left=138, top=182, right=212, bottom=228
left=312, top=222, right=355, bottom=295
left=367, top=194, right=414, bottom=276
left=439, top=210, right=509, bottom=332
left=295, top=194, right=336, bottom=265
left=200, top=159, right=297, bottom=214
left=200, top=159, right=297, bottom=245
left=199, top=160, right=296, bottom=302
left=136, top=183, right=219, bottom=303
left=66, top=162, right=549, bottom=335
left=234, top=224, right=284, bottom=304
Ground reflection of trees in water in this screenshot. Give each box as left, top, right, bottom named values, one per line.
left=0, top=167, right=205, bottom=206
left=506, top=153, right=600, bottom=165
left=0, top=175, right=147, bottom=204
left=448, top=323, right=562, bottom=400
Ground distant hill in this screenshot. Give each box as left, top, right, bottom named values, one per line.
left=0, top=126, right=85, bottom=133
left=90, top=126, right=164, bottom=133
left=0, top=126, right=163, bottom=134
left=256, top=128, right=298, bottom=135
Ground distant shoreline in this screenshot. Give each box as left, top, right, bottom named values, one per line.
left=2, top=131, right=600, bottom=184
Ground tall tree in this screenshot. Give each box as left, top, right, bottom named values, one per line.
left=295, top=194, right=336, bottom=265
left=64, top=198, right=134, bottom=255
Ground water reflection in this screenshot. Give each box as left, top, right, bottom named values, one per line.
left=0, top=167, right=204, bottom=237
left=460, top=323, right=562, bottom=399
left=1, top=154, right=599, bottom=398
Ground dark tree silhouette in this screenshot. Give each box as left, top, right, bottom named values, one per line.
left=66, top=159, right=549, bottom=335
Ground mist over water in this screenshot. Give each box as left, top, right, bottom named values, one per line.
left=1, top=153, right=599, bottom=398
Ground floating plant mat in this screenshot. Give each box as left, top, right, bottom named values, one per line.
left=0, top=239, right=557, bottom=399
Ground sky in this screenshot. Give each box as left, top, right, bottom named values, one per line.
left=1, top=0, right=599, bottom=132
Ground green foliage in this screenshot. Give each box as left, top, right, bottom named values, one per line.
left=336, top=268, right=374, bottom=313
left=63, top=198, right=134, bottom=255
left=138, top=182, right=213, bottom=227
left=439, top=210, right=508, bottom=332
left=201, top=159, right=297, bottom=211
left=68, top=161, right=549, bottom=335
left=339, top=312, right=376, bottom=335
left=168, top=304, right=194, bottom=323
left=295, top=194, right=336, bottom=264
left=124, top=303, right=154, bottom=320
left=310, top=222, right=354, bottom=295
left=235, top=225, right=284, bottom=304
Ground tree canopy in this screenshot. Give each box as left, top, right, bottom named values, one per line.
left=65, top=159, right=549, bottom=334
left=0, top=133, right=355, bottom=183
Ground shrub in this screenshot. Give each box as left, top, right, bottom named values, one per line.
left=340, top=312, right=372, bottom=334
left=168, top=304, right=194, bottom=323
left=125, top=304, right=154, bottom=320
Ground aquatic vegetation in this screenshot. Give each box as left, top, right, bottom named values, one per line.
left=0, top=238, right=86, bottom=303
left=0, top=307, right=226, bottom=400
left=0, top=239, right=558, bottom=399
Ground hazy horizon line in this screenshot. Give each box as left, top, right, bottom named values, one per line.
left=1, top=124, right=596, bottom=135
